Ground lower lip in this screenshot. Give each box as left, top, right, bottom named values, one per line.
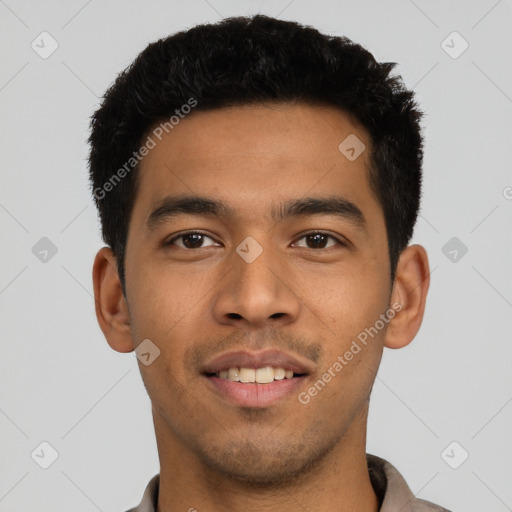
left=205, top=375, right=306, bottom=407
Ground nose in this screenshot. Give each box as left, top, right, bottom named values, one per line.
left=211, top=240, right=301, bottom=329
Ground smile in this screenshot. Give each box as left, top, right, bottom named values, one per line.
left=202, top=350, right=314, bottom=407
left=215, top=366, right=295, bottom=383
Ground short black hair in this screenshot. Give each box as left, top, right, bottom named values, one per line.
left=88, top=14, right=424, bottom=294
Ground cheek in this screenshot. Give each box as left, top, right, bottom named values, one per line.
left=126, top=258, right=217, bottom=392
left=339, top=281, right=389, bottom=341
left=296, top=257, right=389, bottom=406
left=297, top=257, right=390, bottom=341
left=126, top=251, right=204, bottom=342
left=302, top=277, right=387, bottom=415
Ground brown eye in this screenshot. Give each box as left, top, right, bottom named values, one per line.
left=293, top=232, right=342, bottom=249
left=167, top=232, right=218, bottom=249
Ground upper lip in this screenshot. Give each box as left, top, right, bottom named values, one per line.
left=202, top=349, right=315, bottom=375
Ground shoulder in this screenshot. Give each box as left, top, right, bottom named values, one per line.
left=124, top=474, right=160, bottom=512
left=367, top=454, right=452, bottom=512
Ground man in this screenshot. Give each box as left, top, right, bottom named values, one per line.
left=89, top=14, right=449, bottom=512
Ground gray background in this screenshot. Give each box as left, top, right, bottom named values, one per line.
left=1, top=0, right=511, bottom=510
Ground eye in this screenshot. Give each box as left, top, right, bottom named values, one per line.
left=165, top=231, right=220, bottom=249
left=292, top=231, right=344, bottom=249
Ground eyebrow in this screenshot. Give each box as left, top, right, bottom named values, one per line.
left=146, top=195, right=366, bottom=231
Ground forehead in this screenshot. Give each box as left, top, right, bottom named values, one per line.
left=131, top=102, right=381, bottom=226
left=143, top=102, right=369, bottom=167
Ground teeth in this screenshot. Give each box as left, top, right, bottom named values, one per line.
left=216, top=367, right=296, bottom=383
left=239, top=368, right=256, bottom=383
left=255, top=367, right=274, bottom=384
left=274, top=368, right=286, bottom=380
left=227, top=367, right=240, bottom=382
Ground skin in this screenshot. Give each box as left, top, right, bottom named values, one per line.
left=93, top=102, right=430, bottom=512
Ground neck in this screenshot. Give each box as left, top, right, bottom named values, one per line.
left=153, top=408, right=379, bottom=512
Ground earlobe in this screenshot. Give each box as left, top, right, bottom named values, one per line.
left=92, top=247, right=134, bottom=353
left=384, top=244, right=430, bottom=350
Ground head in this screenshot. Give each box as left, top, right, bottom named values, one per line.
left=90, top=15, right=429, bottom=486
left=89, top=14, right=423, bottom=293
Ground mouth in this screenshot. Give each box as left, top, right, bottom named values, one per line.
left=202, top=350, right=313, bottom=407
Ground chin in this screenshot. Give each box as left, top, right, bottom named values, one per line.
left=196, top=438, right=334, bottom=488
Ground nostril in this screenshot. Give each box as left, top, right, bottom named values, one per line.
left=227, top=313, right=243, bottom=319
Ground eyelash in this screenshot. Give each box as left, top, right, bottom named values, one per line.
left=164, top=231, right=345, bottom=250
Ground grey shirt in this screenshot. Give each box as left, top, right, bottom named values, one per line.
left=126, top=454, right=451, bottom=511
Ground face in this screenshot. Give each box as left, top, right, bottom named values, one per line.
left=123, top=103, right=393, bottom=484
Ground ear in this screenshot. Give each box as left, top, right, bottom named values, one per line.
left=92, top=247, right=134, bottom=353
left=384, top=244, right=430, bottom=349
